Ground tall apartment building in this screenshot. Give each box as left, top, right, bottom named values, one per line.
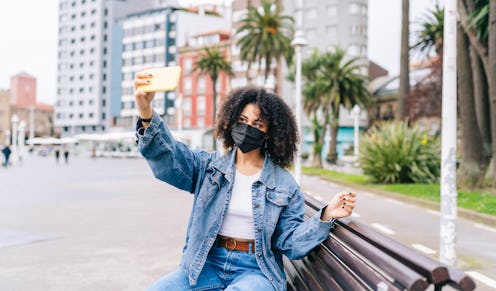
left=281, top=0, right=368, bottom=105
left=55, top=0, right=157, bottom=136
left=112, top=6, right=229, bottom=129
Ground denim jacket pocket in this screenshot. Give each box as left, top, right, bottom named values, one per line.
left=197, top=169, right=223, bottom=203
left=265, top=190, right=290, bottom=230
left=266, top=190, right=290, bottom=206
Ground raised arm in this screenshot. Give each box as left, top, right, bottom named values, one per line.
left=134, top=71, right=210, bottom=193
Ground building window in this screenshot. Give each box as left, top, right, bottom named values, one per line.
left=198, top=77, right=206, bottom=92
left=184, top=58, right=192, bottom=73
left=197, top=95, right=206, bottom=115
left=183, top=98, right=191, bottom=116
left=184, top=77, right=192, bottom=93
left=306, top=8, right=317, bottom=19
left=349, top=3, right=361, bottom=15
left=327, top=5, right=337, bottom=16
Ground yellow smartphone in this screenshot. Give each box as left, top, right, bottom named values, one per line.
left=137, top=66, right=182, bottom=92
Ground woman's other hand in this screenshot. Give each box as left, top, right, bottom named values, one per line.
left=321, top=191, right=356, bottom=221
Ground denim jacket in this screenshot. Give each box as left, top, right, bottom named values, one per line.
left=137, top=113, right=335, bottom=291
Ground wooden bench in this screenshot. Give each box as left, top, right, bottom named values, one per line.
left=284, top=194, right=476, bottom=291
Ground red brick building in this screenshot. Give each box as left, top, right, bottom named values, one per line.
left=177, top=30, right=231, bottom=130
left=10, top=72, right=37, bottom=108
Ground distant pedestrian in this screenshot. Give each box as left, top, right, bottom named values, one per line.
left=2, top=144, right=11, bottom=168
left=55, top=146, right=60, bottom=163
left=63, top=146, right=70, bottom=164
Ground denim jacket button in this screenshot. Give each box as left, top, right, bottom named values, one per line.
left=257, top=252, right=262, bottom=257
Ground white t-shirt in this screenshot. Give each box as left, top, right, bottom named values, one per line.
left=218, top=170, right=261, bottom=240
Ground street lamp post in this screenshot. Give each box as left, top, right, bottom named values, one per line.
left=440, top=0, right=458, bottom=266
left=4, top=130, right=10, bottom=146
left=29, top=106, right=35, bottom=141
left=11, top=114, right=19, bottom=164
left=18, top=120, right=26, bottom=162
left=291, top=0, right=307, bottom=184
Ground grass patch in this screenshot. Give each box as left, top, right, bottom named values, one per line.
left=303, top=167, right=369, bottom=185
left=303, top=167, right=496, bottom=217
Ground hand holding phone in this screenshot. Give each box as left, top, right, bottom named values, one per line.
left=137, top=66, right=182, bottom=92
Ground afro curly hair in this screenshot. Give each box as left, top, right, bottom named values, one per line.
left=215, top=86, right=299, bottom=169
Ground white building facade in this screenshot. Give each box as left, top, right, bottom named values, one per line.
left=113, top=7, right=229, bottom=128
left=55, top=0, right=158, bottom=136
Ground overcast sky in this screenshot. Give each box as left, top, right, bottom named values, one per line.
left=0, top=0, right=437, bottom=105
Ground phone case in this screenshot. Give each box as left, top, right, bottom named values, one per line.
left=138, top=66, right=182, bottom=92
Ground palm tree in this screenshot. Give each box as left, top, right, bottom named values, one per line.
left=290, top=49, right=370, bottom=165
left=319, top=48, right=371, bottom=164
left=194, top=46, right=232, bottom=151
left=411, top=4, right=444, bottom=58
left=300, top=50, right=329, bottom=168
left=236, top=0, right=294, bottom=86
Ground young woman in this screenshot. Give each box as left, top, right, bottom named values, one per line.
left=134, top=72, right=356, bottom=291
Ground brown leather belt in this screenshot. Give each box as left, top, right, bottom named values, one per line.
left=216, top=236, right=255, bottom=253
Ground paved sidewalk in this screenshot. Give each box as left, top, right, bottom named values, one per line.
left=0, top=155, right=192, bottom=290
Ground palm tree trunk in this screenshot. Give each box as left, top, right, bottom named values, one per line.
left=471, top=48, right=492, bottom=158
left=246, top=62, right=253, bottom=84
left=326, top=110, right=339, bottom=164
left=311, top=115, right=324, bottom=168
left=458, top=25, right=486, bottom=187
left=264, top=52, right=271, bottom=82
left=397, top=0, right=410, bottom=120
left=458, top=0, right=489, bottom=76
left=489, top=0, right=496, bottom=183
left=212, top=77, right=218, bottom=151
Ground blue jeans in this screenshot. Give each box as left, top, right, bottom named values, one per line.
left=147, top=246, right=275, bottom=291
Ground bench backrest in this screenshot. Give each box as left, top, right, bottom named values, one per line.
left=283, top=194, right=476, bottom=291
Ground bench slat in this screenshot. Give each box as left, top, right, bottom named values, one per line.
left=320, top=237, right=401, bottom=290
left=333, top=223, right=430, bottom=291
left=307, top=247, right=371, bottom=290
left=284, top=257, right=317, bottom=291
left=446, top=266, right=476, bottom=291
left=345, top=220, right=450, bottom=284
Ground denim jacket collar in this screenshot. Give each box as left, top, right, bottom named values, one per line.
left=211, top=147, right=276, bottom=190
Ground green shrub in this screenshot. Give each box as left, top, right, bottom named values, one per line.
left=359, top=121, right=440, bottom=183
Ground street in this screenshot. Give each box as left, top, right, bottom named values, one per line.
left=0, top=155, right=495, bottom=290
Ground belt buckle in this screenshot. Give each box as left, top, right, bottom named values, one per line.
left=225, top=238, right=237, bottom=251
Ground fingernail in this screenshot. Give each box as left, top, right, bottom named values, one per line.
left=342, top=197, right=346, bottom=200
left=146, top=80, right=151, bottom=83
left=349, top=192, right=352, bottom=195
left=147, top=73, right=152, bottom=77
left=343, top=202, right=346, bottom=205
left=342, top=206, right=345, bottom=209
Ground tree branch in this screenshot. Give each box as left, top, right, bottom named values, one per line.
left=458, top=0, right=490, bottom=76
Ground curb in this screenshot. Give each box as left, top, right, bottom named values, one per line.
left=312, top=175, right=496, bottom=228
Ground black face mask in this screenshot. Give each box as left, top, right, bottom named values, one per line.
left=231, top=123, right=266, bottom=153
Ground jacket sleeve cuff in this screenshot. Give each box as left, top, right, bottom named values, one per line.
left=135, top=111, right=161, bottom=145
